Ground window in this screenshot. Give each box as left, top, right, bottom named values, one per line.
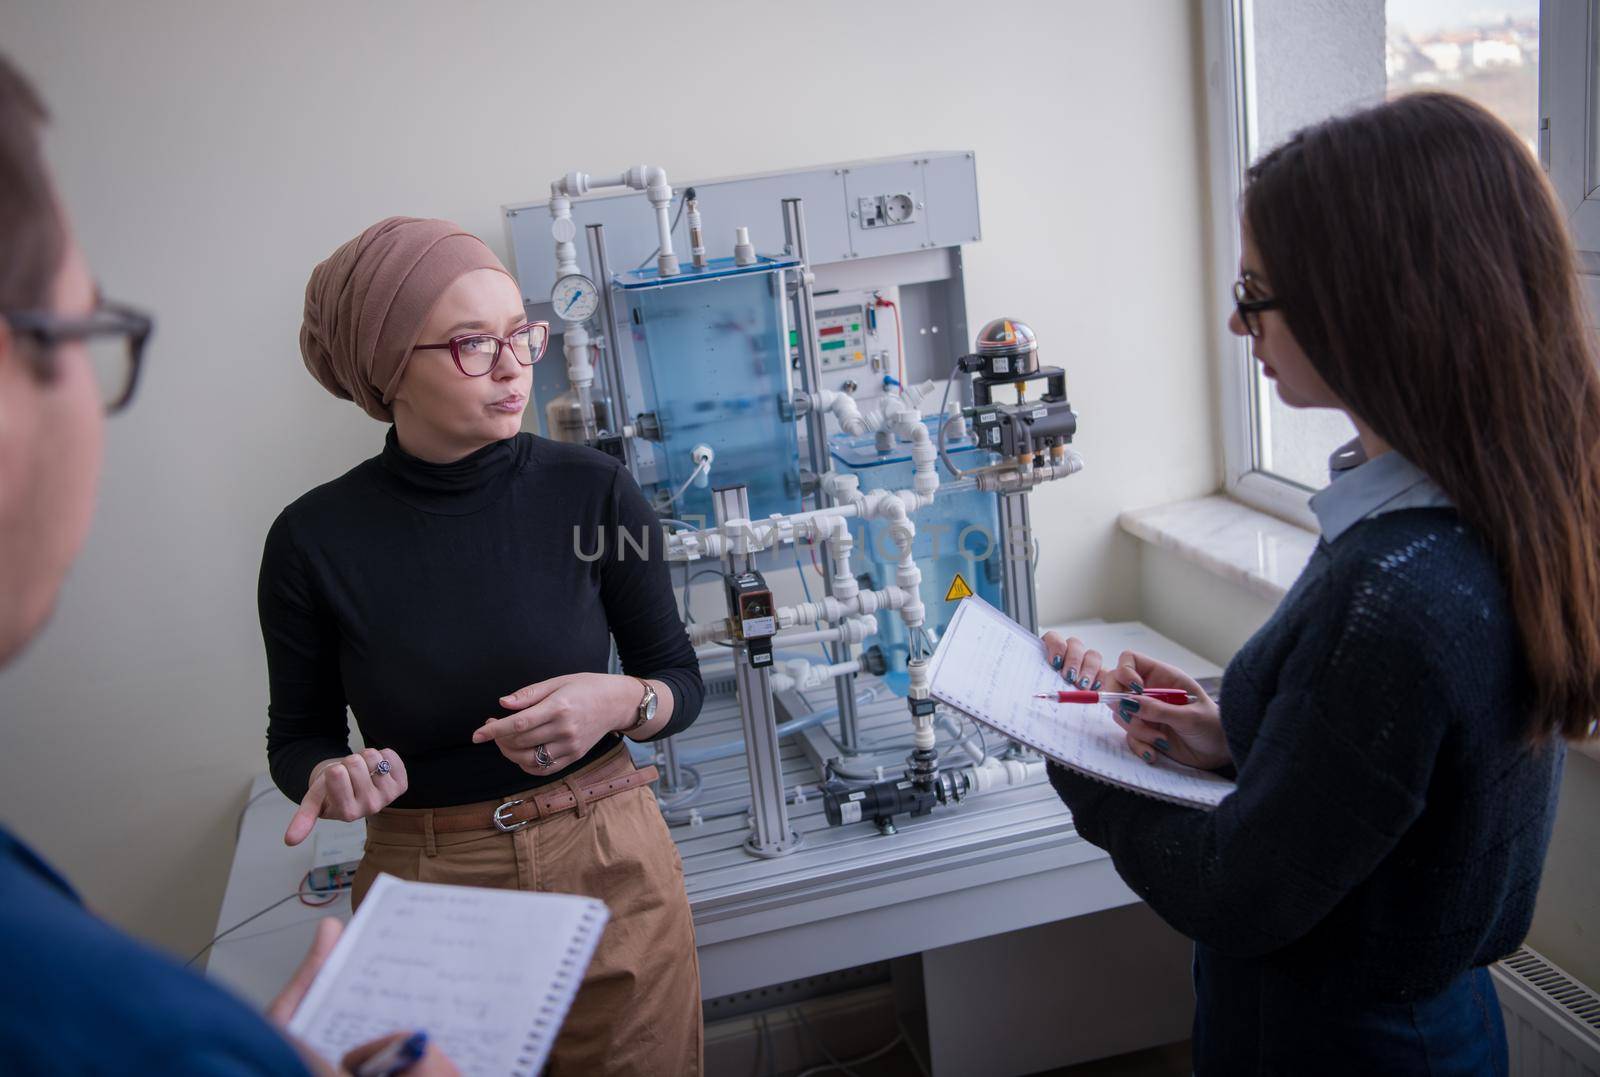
left=1204, top=1, right=1540, bottom=522
left=1543, top=0, right=1600, bottom=322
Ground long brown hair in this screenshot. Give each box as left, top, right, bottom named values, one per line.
left=0, top=52, right=62, bottom=310
left=1245, top=92, right=1600, bottom=742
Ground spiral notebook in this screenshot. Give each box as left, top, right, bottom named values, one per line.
left=286, top=874, right=607, bottom=1076
left=927, top=597, right=1236, bottom=809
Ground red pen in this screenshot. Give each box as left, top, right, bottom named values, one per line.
left=1033, top=688, right=1191, bottom=705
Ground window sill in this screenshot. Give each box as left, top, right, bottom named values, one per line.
left=1118, top=494, right=1318, bottom=603
left=1120, top=497, right=1600, bottom=764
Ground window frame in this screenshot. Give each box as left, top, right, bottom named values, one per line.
left=1542, top=0, right=1600, bottom=324
left=1202, top=0, right=1320, bottom=529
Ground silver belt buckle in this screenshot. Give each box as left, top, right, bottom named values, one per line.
left=492, top=798, right=531, bottom=832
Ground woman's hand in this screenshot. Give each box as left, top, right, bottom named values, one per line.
left=340, top=1032, right=460, bottom=1076
left=1040, top=637, right=1231, bottom=772
left=471, top=672, right=640, bottom=774
left=267, top=918, right=343, bottom=1026
left=1102, top=650, right=1230, bottom=771
left=283, top=748, right=409, bottom=847
left=1040, top=631, right=1109, bottom=690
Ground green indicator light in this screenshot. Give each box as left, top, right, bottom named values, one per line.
left=820, top=340, right=847, bottom=351
left=789, top=330, right=799, bottom=346
left=850, top=323, right=860, bottom=331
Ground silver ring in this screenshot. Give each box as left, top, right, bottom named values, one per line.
left=372, top=759, right=391, bottom=777
left=534, top=745, right=555, bottom=768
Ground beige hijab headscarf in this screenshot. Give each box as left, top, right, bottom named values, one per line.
left=300, top=216, right=515, bottom=422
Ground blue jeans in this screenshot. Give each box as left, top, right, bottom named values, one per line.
left=1192, top=944, right=1508, bottom=1075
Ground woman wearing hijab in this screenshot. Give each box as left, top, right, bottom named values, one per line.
left=260, top=217, right=704, bottom=1075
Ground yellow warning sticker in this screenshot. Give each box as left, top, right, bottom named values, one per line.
left=944, top=573, right=974, bottom=602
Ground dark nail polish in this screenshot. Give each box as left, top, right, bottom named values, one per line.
left=1129, top=683, right=1144, bottom=695
left=1120, top=712, right=1132, bottom=724
left=1091, top=680, right=1103, bottom=691
left=1050, top=655, right=1064, bottom=670
left=1066, top=668, right=1077, bottom=683
left=1122, top=699, right=1140, bottom=714
left=1155, top=738, right=1170, bottom=753
left=1142, top=750, right=1154, bottom=763
left=1076, top=677, right=1088, bottom=688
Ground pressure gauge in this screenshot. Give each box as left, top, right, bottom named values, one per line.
left=551, top=274, right=599, bottom=323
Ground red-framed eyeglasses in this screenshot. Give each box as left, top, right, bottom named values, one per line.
left=414, top=321, right=550, bottom=377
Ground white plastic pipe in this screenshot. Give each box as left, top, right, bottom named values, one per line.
left=962, top=756, right=1047, bottom=794
left=772, top=616, right=877, bottom=648
left=548, top=165, right=679, bottom=287
left=687, top=615, right=877, bottom=649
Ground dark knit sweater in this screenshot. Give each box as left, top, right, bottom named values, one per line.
left=259, top=428, right=703, bottom=807
left=1050, top=507, right=1564, bottom=1002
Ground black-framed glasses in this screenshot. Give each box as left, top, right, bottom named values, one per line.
left=3, top=301, right=152, bottom=414
left=1232, top=273, right=1281, bottom=339
left=414, top=321, right=550, bottom=377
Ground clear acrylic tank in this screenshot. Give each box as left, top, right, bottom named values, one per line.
left=830, top=418, right=1003, bottom=692
left=615, top=256, right=803, bottom=523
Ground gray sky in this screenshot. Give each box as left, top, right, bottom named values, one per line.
left=1387, top=0, right=1538, bottom=33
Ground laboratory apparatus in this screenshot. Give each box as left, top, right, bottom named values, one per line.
left=502, top=154, right=1084, bottom=858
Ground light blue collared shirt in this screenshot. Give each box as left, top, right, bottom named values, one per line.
left=1307, top=438, right=1453, bottom=543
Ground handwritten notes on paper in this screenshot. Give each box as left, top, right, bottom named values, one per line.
left=286, top=874, right=607, bottom=1076
left=927, top=597, right=1236, bottom=809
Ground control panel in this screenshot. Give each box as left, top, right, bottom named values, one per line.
left=815, top=304, right=869, bottom=372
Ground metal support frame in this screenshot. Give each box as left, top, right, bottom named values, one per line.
left=714, top=484, right=803, bottom=857
left=781, top=197, right=862, bottom=751
left=657, top=732, right=685, bottom=795
left=584, top=222, right=633, bottom=470
left=999, top=491, right=1038, bottom=634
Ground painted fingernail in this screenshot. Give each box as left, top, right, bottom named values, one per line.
left=1154, top=738, right=1170, bottom=753
left=1050, top=655, right=1064, bottom=670
left=1142, top=750, right=1154, bottom=763
left=1078, top=677, right=1090, bottom=688
left=1091, top=680, right=1103, bottom=691
left=1129, top=682, right=1144, bottom=695
left=1066, top=668, right=1077, bottom=683
left=1122, top=700, right=1140, bottom=714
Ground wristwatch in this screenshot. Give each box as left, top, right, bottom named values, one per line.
left=624, top=678, right=658, bottom=736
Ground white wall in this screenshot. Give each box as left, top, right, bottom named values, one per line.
left=0, top=1, right=1216, bottom=955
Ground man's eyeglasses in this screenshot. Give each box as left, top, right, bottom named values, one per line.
left=1232, top=273, right=1281, bottom=339
left=3, top=301, right=152, bottom=414
left=414, top=321, right=550, bottom=377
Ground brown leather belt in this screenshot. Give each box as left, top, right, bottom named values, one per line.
left=369, top=745, right=658, bottom=835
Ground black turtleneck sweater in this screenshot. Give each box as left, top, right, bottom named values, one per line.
left=258, top=429, right=703, bottom=808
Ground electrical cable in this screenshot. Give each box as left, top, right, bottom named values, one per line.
left=668, top=459, right=711, bottom=508
left=759, top=1012, right=777, bottom=1077
left=793, top=548, right=835, bottom=664
left=875, top=296, right=906, bottom=389
left=186, top=870, right=354, bottom=969
left=662, top=782, right=824, bottom=826
left=683, top=567, right=725, bottom=624
left=234, top=787, right=277, bottom=844
left=792, top=1033, right=907, bottom=1077
left=935, top=356, right=969, bottom=480
left=790, top=1006, right=859, bottom=1077
left=749, top=1011, right=765, bottom=1077
left=789, top=1005, right=908, bottom=1077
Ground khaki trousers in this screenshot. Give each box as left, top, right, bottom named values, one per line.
left=353, top=767, right=703, bottom=1076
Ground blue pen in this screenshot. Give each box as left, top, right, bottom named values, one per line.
left=355, top=1030, right=428, bottom=1077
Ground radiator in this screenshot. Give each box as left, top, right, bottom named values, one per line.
left=1493, top=945, right=1600, bottom=1076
